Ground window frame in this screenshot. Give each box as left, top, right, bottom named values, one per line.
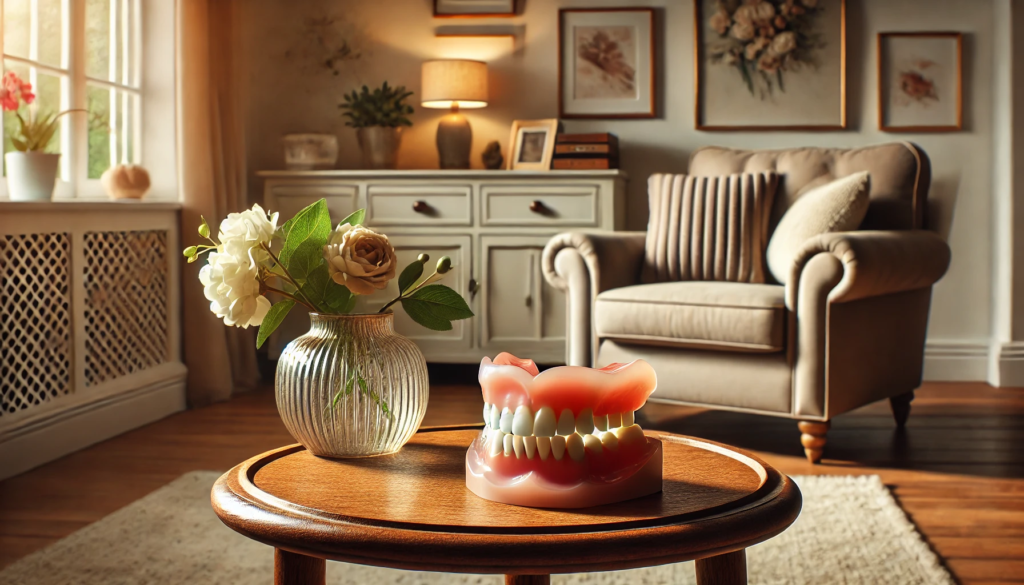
left=0, top=0, right=144, bottom=200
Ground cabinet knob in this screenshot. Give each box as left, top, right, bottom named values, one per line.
left=412, top=200, right=429, bottom=213
left=529, top=200, right=545, bottom=213
left=468, top=278, right=479, bottom=299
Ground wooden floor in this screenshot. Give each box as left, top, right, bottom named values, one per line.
left=1, top=380, right=1022, bottom=584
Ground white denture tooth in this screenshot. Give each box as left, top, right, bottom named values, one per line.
left=614, top=424, right=646, bottom=447
left=594, top=414, right=609, bottom=432
left=499, top=408, right=514, bottom=434
left=583, top=433, right=602, bottom=454
left=566, top=433, right=586, bottom=461
left=490, top=406, right=501, bottom=430
left=513, top=434, right=525, bottom=458
left=600, top=430, right=619, bottom=450
left=607, top=412, right=622, bottom=428
left=512, top=405, right=534, bottom=436
left=536, top=436, right=551, bottom=460
left=523, top=436, right=537, bottom=459
left=550, top=435, right=567, bottom=460
left=503, top=433, right=514, bottom=456
left=490, top=431, right=505, bottom=456
left=534, top=406, right=557, bottom=437
left=622, top=411, right=635, bottom=426
left=556, top=409, right=575, bottom=435
left=576, top=408, right=595, bottom=435
left=483, top=403, right=490, bottom=425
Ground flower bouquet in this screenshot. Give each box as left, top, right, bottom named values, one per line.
left=184, top=199, right=473, bottom=456
left=705, top=0, right=826, bottom=99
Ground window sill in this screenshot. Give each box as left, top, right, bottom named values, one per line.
left=0, top=198, right=181, bottom=212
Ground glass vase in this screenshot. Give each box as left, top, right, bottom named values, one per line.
left=275, top=312, right=428, bottom=458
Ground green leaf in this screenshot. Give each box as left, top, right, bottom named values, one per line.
left=256, top=300, right=295, bottom=349
left=400, top=284, right=474, bottom=331
left=278, top=199, right=332, bottom=284
left=338, top=208, right=365, bottom=227
left=358, top=376, right=392, bottom=421
left=397, top=259, right=424, bottom=294
left=301, top=265, right=355, bottom=314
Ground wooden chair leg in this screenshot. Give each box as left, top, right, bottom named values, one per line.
left=798, top=420, right=830, bottom=464
left=274, top=549, right=325, bottom=585
left=890, top=391, right=914, bottom=428
left=695, top=549, right=747, bottom=585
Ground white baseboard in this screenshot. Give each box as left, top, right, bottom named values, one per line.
left=989, top=342, right=1024, bottom=387
left=923, top=340, right=990, bottom=382
left=0, top=377, right=186, bottom=481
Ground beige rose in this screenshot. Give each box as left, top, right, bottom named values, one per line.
left=746, top=37, right=770, bottom=60
left=758, top=53, right=782, bottom=73
left=709, top=8, right=731, bottom=35
left=752, top=1, right=775, bottom=21
left=322, top=223, right=397, bottom=295
left=730, top=19, right=755, bottom=41
left=770, top=31, right=797, bottom=55
left=802, top=0, right=818, bottom=8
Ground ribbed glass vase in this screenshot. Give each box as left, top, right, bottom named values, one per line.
left=275, top=312, right=428, bottom=458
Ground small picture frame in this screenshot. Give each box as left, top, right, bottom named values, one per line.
left=559, top=8, right=656, bottom=119
left=433, top=0, right=515, bottom=18
left=878, top=32, right=963, bottom=132
left=507, top=119, right=560, bottom=171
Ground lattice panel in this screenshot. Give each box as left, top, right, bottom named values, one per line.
left=1, top=233, right=73, bottom=417
left=84, top=231, right=170, bottom=386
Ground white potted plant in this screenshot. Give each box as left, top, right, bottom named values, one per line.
left=2, top=71, right=79, bottom=201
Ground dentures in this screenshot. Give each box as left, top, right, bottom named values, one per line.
left=465, top=353, right=663, bottom=509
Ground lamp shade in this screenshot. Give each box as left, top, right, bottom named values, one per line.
left=421, top=59, right=488, bottom=109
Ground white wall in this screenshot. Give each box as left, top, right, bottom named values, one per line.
left=241, top=0, right=1004, bottom=381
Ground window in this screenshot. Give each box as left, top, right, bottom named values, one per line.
left=1, top=0, right=142, bottom=198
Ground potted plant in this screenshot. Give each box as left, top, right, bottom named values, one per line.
left=183, top=200, right=474, bottom=457
left=340, top=81, right=414, bottom=169
left=2, top=72, right=78, bottom=201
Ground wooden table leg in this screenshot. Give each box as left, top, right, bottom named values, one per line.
left=505, top=575, right=550, bottom=585
left=275, top=548, right=326, bottom=585
left=695, top=549, right=746, bottom=585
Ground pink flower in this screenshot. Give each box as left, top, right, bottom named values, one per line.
left=1, top=71, right=34, bottom=111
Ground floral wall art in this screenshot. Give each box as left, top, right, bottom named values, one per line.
left=878, top=32, right=963, bottom=132
left=695, top=0, right=846, bottom=129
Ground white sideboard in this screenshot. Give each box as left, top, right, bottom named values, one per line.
left=259, top=170, right=627, bottom=364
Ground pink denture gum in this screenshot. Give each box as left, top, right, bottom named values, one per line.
left=465, top=353, right=663, bottom=508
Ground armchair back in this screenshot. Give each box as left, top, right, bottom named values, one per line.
left=687, top=142, right=930, bottom=232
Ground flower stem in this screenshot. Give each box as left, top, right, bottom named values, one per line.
left=377, top=270, right=443, bottom=314
left=264, top=285, right=317, bottom=312
left=260, top=242, right=325, bottom=313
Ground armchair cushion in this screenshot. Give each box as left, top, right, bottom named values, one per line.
left=767, top=171, right=871, bottom=284
left=595, top=281, right=786, bottom=353
left=644, top=172, right=778, bottom=284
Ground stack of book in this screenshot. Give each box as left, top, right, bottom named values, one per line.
left=551, top=133, right=619, bottom=170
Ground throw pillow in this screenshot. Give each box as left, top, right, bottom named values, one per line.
left=766, top=171, right=871, bottom=285
left=644, top=171, right=779, bottom=283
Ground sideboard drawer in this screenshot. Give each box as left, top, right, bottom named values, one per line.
left=368, top=185, right=472, bottom=226
left=482, top=185, right=599, bottom=227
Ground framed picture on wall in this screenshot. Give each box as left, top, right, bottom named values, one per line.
left=433, top=0, right=515, bottom=17
left=507, top=119, right=560, bottom=170
left=878, top=32, right=963, bottom=132
left=695, top=0, right=847, bottom=130
left=558, top=8, right=656, bottom=119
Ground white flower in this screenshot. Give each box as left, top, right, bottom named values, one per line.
left=199, top=250, right=270, bottom=328
left=746, top=37, right=770, bottom=60
left=217, top=203, right=279, bottom=266
left=730, top=20, right=756, bottom=41
left=802, top=0, right=818, bottom=7
left=709, top=8, right=731, bottom=35
left=770, top=31, right=797, bottom=55
left=322, top=223, right=397, bottom=295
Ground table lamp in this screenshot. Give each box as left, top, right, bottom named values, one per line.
left=421, top=59, right=488, bottom=169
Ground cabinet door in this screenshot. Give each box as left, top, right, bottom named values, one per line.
left=479, top=236, right=566, bottom=364
left=357, top=234, right=474, bottom=361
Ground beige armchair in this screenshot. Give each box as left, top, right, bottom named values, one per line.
left=542, top=143, right=951, bottom=463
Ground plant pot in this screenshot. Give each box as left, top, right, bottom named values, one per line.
left=5, top=151, right=59, bottom=201
left=275, top=312, right=428, bottom=458
left=356, top=126, right=402, bottom=170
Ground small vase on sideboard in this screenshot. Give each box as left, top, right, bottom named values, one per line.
left=5, top=151, right=59, bottom=201
left=356, top=126, right=402, bottom=170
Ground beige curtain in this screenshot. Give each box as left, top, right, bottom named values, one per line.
left=177, top=0, right=259, bottom=406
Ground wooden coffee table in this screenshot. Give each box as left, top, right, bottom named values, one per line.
left=212, top=426, right=801, bottom=585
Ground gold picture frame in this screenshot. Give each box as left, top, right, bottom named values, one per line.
left=878, top=32, right=963, bottom=132
left=507, top=119, right=560, bottom=171
left=694, top=0, right=847, bottom=131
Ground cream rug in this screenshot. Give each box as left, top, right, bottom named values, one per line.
left=1, top=472, right=954, bottom=585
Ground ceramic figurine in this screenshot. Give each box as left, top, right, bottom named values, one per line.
left=481, top=140, right=504, bottom=170
left=101, top=164, right=151, bottom=200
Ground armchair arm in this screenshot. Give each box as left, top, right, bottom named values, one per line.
left=542, top=231, right=647, bottom=366
left=786, top=230, right=951, bottom=311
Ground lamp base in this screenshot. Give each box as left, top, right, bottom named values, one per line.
left=437, top=112, right=472, bottom=169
